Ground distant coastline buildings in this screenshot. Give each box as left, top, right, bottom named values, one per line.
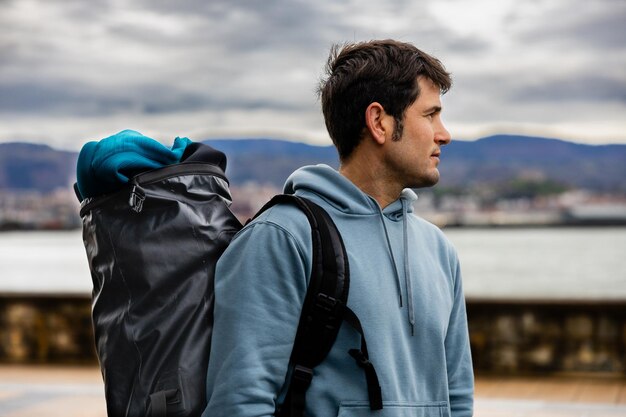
left=1, top=135, right=625, bottom=230
left=1, top=184, right=625, bottom=231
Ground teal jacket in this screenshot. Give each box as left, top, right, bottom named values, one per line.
left=75, top=130, right=190, bottom=199
left=203, top=165, right=474, bottom=417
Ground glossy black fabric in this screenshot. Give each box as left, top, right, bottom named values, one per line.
left=80, top=145, right=242, bottom=417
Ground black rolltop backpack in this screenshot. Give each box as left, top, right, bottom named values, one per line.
left=77, top=141, right=381, bottom=417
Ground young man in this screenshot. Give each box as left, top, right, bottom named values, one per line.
left=202, top=39, right=474, bottom=417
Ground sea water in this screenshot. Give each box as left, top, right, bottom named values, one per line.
left=1, top=228, right=625, bottom=300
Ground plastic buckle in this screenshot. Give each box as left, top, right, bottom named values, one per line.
left=349, top=349, right=371, bottom=367
left=292, top=365, right=313, bottom=387
left=129, top=185, right=145, bottom=213
left=315, top=293, right=338, bottom=313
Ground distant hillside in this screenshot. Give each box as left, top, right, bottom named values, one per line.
left=0, top=135, right=624, bottom=193
left=0, top=142, right=77, bottom=192
left=440, top=135, right=626, bottom=192
left=205, top=139, right=339, bottom=186
left=207, top=135, right=626, bottom=193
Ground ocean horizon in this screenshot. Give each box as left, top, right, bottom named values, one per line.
left=1, top=227, right=625, bottom=301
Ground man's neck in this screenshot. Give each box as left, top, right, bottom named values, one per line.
left=339, top=156, right=401, bottom=209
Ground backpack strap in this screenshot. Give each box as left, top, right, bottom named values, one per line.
left=344, top=308, right=383, bottom=410
left=147, top=389, right=179, bottom=417
left=252, top=194, right=382, bottom=416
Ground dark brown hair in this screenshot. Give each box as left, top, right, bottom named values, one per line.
left=318, top=39, right=452, bottom=160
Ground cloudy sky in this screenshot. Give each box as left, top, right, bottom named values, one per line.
left=1, top=0, right=625, bottom=150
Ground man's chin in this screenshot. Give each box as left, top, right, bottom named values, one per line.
left=409, top=172, right=440, bottom=189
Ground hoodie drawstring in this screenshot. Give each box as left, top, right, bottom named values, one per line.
left=401, top=198, right=416, bottom=336
left=378, top=210, right=403, bottom=308
left=377, top=195, right=416, bottom=336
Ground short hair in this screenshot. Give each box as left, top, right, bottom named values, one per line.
left=318, top=39, right=452, bottom=160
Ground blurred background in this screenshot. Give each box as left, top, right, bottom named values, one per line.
left=0, top=0, right=625, bottom=415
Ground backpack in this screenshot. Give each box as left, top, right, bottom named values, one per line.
left=76, top=140, right=381, bottom=417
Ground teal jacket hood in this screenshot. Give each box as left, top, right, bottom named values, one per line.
left=76, top=130, right=191, bottom=199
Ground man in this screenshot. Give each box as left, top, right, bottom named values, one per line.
left=202, top=39, right=474, bottom=416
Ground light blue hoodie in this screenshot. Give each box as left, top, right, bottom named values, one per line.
left=203, top=165, right=474, bottom=417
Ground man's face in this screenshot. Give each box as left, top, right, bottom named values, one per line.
left=383, top=76, right=451, bottom=189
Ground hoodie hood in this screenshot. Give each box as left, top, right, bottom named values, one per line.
left=284, top=164, right=417, bottom=218
left=285, top=164, right=420, bottom=334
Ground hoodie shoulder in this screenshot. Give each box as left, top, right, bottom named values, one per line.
left=244, top=202, right=313, bottom=248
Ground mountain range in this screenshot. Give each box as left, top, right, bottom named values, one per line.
left=0, top=135, right=624, bottom=194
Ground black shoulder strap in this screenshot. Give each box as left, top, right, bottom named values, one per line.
left=253, top=195, right=383, bottom=416
left=254, top=195, right=350, bottom=366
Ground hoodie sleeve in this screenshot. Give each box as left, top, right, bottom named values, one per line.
left=202, top=214, right=310, bottom=417
left=445, top=257, right=475, bottom=417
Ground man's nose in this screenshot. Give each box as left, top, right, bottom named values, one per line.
left=436, top=122, right=451, bottom=146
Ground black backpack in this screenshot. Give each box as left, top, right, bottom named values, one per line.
left=77, top=142, right=381, bottom=417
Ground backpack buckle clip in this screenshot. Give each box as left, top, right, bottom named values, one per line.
left=315, top=293, right=338, bottom=313
left=129, top=185, right=145, bottom=213
left=292, top=365, right=313, bottom=386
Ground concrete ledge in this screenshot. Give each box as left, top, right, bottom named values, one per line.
left=467, top=299, right=626, bottom=375
left=1, top=295, right=625, bottom=376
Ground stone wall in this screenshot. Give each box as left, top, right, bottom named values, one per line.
left=467, top=300, right=626, bottom=375
left=1, top=295, right=625, bottom=375
left=0, top=295, right=94, bottom=363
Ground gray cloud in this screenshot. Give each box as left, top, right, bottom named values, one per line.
left=509, top=74, right=626, bottom=103
left=0, top=81, right=133, bottom=115
left=0, top=0, right=624, bottom=148
left=443, top=35, right=492, bottom=53
left=130, top=0, right=338, bottom=52
left=510, top=0, right=626, bottom=49
left=0, top=78, right=309, bottom=116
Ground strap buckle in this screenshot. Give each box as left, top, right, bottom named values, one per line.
left=315, top=293, right=338, bottom=312
left=348, top=349, right=371, bottom=367
left=129, top=185, right=145, bottom=213
left=292, top=365, right=313, bottom=386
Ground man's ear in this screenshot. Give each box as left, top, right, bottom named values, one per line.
left=364, top=102, right=393, bottom=145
